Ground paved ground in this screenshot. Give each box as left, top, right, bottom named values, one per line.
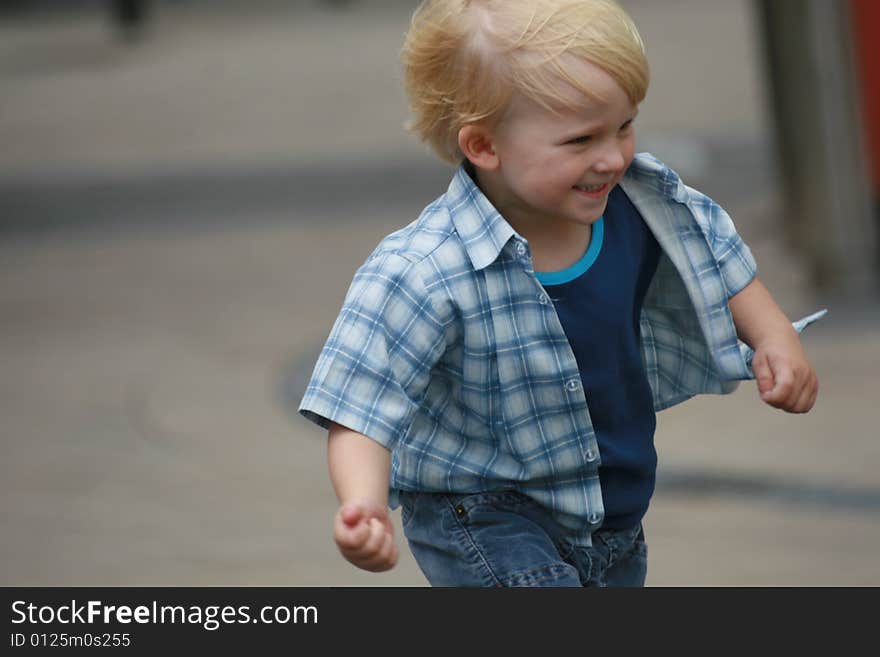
left=2, top=0, right=878, bottom=586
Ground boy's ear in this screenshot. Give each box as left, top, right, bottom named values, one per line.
left=458, top=124, right=500, bottom=171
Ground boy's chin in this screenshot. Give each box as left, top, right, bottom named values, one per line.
left=572, top=208, right=606, bottom=225
left=569, top=199, right=609, bottom=223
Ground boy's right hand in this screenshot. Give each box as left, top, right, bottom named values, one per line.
left=333, top=499, right=398, bottom=572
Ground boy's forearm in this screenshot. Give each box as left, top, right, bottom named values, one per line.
left=728, top=277, right=796, bottom=348
left=327, top=421, right=392, bottom=506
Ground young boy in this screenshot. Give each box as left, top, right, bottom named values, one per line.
left=299, top=0, right=822, bottom=586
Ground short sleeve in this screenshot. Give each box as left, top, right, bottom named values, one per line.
left=298, top=251, right=448, bottom=449
left=683, top=184, right=758, bottom=298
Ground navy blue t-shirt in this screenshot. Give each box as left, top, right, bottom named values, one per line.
left=535, top=185, right=661, bottom=529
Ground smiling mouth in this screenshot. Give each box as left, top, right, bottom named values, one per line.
left=573, top=183, right=608, bottom=196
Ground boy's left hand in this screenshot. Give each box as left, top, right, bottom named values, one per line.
left=751, top=331, right=818, bottom=413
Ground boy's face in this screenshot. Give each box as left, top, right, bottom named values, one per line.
left=483, top=60, right=638, bottom=233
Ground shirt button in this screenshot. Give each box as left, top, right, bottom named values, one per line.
left=585, top=449, right=596, bottom=462
left=588, top=512, right=601, bottom=525
left=565, top=379, right=581, bottom=392
left=515, top=242, right=527, bottom=256
left=537, top=293, right=549, bottom=304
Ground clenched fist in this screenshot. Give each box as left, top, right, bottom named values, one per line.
left=333, top=499, right=399, bottom=572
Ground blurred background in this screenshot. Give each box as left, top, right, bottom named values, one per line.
left=1, top=0, right=878, bottom=586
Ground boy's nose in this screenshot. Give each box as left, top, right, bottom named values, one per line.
left=594, top=146, right=626, bottom=173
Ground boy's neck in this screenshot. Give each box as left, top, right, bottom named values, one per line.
left=524, top=222, right=592, bottom=274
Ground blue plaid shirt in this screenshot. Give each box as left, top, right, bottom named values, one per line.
left=299, top=153, right=824, bottom=544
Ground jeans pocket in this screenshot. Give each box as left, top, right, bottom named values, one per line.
left=447, top=490, right=530, bottom=521
left=632, top=523, right=648, bottom=558
left=446, top=491, right=583, bottom=587
left=399, top=492, right=417, bottom=529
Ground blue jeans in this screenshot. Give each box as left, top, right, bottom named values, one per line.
left=400, top=490, right=647, bottom=587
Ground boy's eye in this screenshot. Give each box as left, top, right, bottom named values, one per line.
left=620, top=120, right=634, bottom=131
left=568, top=135, right=592, bottom=145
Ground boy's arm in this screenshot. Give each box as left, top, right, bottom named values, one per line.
left=728, top=277, right=818, bottom=413
left=327, top=422, right=398, bottom=572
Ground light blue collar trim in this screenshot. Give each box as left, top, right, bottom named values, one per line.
left=535, top=217, right=605, bottom=286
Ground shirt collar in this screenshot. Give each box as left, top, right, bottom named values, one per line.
left=621, top=152, right=688, bottom=202
left=445, top=163, right=518, bottom=271
left=444, top=153, right=682, bottom=271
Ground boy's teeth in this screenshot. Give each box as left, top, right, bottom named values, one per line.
left=576, top=184, right=604, bottom=191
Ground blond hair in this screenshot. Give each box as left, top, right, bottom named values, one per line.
left=401, top=0, right=650, bottom=164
